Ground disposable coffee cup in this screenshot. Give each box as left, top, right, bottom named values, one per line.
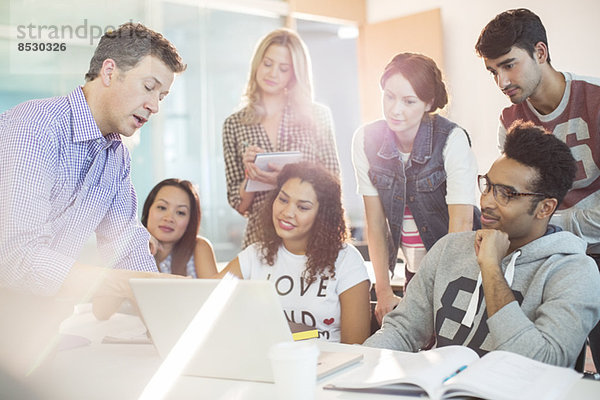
left=268, top=341, right=320, bottom=400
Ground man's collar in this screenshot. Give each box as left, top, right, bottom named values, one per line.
left=68, top=86, right=122, bottom=148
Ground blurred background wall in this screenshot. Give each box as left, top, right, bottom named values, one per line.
left=1, top=0, right=598, bottom=262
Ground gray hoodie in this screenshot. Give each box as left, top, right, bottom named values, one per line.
left=364, top=229, right=600, bottom=367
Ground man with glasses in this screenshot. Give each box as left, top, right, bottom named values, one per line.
left=476, top=8, right=600, bottom=370
left=364, top=122, right=600, bottom=368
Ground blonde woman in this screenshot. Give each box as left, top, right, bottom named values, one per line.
left=223, top=28, right=340, bottom=248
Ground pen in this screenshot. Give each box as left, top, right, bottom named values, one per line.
left=442, top=365, right=467, bottom=383
left=242, top=141, right=258, bottom=162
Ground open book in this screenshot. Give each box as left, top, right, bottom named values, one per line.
left=323, top=345, right=581, bottom=400
left=245, top=151, right=302, bottom=192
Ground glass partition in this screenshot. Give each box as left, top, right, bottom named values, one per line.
left=153, top=4, right=282, bottom=261
left=0, top=0, right=361, bottom=263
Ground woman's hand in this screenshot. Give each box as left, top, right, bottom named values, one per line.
left=242, top=145, right=263, bottom=170
left=148, top=235, right=163, bottom=256
left=236, top=145, right=264, bottom=216
left=245, top=162, right=282, bottom=186
left=374, top=288, right=401, bottom=324
left=242, top=145, right=281, bottom=186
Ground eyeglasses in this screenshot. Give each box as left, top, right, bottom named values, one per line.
left=478, top=175, right=547, bottom=206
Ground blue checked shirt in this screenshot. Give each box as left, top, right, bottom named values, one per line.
left=0, top=87, right=158, bottom=296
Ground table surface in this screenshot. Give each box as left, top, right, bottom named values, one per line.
left=17, top=307, right=600, bottom=400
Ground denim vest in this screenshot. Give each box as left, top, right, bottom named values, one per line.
left=364, top=114, right=481, bottom=272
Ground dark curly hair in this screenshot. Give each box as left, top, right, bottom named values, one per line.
left=141, top=178, right=201, bottom=276
left=380, top=52, right=448, bottom=113
left=256, top=162, right=349, bottom=284
left=475, top=8, right=551, bottom=63
left=503, top=121, right=576, bottom=211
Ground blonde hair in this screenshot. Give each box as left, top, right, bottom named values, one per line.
left=241, top=28, right=314, bottom=126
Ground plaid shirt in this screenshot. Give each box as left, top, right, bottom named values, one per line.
left=223, top=102, right=340, bottom=248
left=0, top=87, right=157, bottom=296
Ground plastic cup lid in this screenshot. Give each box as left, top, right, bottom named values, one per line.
left=268, top=341, right=320, bottom=360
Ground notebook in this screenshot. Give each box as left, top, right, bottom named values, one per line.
left=245, top=151, right=302, bottom=192
left=129, top=278, right=363, bottom=382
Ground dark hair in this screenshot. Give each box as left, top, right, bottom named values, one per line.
left=141, top=178, right=201, bottom=276
left=380, top=53, right=448, bottom=112
left=257, top=162, right=349, bottom=284
left=503, top=121, right=575, bottom=208
left=85, top=22, right=186, bottom=81
left=475, top=8, right=551, bottom=63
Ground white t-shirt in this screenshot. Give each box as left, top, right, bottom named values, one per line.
left=352, top=124, right=478, bottom=204
left=351, top=123, right=478, bottom=272
left=238, top=243, right=370, bottom=342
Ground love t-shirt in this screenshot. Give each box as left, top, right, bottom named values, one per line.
left=238, top=243, right=370, bottom=342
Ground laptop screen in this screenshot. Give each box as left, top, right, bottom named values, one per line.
left=130, top=278, right=293, bottom=382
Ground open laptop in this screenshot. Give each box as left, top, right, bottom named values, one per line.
left=129, top=278, right=363, bottom=383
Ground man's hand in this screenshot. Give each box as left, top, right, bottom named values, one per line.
left=474, top=229, right=515, bottom=317
left=474, top=229, right=510, bottom=270
left=92, top=270, right=186, bottom=320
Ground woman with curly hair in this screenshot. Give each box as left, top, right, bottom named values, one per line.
left=218, top=162, right=370, bottom=344
left=222, top=28, right=340, bottom=249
